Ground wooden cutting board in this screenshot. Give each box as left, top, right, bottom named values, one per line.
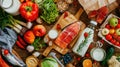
left=42, top=8, right=86, bottom=56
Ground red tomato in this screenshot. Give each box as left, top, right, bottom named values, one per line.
left=105, top=24, right=110, bottom=29
left=117, top=36, right=120, bottom=41
left=85, top=53, right=90, bottom=57
left=116, top=24, right=120, bottom=28
left=105, top=34, right=112, bottom=41
left=4, top=49, right=9, bottom=55
left=84, top=32, right=89, bottom=38
left=100, top=39, right=105, bottom=44
left=115, top=41, right=119, bottom=46
left=77, top=57, right=81, bottom=61
left=118, top=19, right=120, bottom=24
left=110, top=39, right=116, bottom=44
left=113, top=33, right=118, bottom=39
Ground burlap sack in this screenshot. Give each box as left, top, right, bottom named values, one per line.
left=78, top=0, right=116, bottom=14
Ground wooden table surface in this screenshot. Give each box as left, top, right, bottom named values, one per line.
left=12, top=0, right=120, bottom=67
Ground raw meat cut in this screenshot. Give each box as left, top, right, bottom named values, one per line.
left=55, top=22, right=81, bottom=49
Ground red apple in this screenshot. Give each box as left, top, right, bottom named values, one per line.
left=33, top=25, right=46, bottom=37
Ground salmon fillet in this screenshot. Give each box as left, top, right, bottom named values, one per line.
left=55, top=22, right=81, bottom=49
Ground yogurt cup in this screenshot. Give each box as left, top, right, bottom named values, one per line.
left=90, top=47, right=106, bottom=61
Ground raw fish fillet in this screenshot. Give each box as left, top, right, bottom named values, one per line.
left=55, top=22, right=81, bottom=49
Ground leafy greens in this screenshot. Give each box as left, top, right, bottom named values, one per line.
left=40, top=0, right=59, bottom=24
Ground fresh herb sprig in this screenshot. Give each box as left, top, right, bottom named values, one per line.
left=77, top=31, right=92, bottom=52
left=32, top=37, right=46, bottom=50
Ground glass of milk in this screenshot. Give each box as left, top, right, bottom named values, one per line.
left=0, top=0, right=21, bottom=15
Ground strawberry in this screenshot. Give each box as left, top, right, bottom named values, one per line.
left=64, top=11, right=68, bottom=18
left=56, top=24, right=61, bottom=30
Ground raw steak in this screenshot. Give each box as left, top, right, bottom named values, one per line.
left=55, top=22, right=81, bottom=49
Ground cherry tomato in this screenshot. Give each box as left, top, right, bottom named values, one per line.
left=110, top=39, right=116, bottom=44
left=116, top=24, right=120, bottom=28
left=85, top=53, right=90, bottom=57
left=105, top=34, right=112, bottom=41
left=4, top=49, right=9, bottom=55
left=117, top=36, right=120, bottom=42
left=115, top=41, right=119, bottom=46
left=100, top=39, right=105, bottom=44
left=84, top=32, right=89, bottom=38
left=105, top=24, right=110, bottom=29
left=89, top=44, right=93, bottom=49
left=118, top=19, right=120, bottom=24
left=77, top=57, right=81, bottom=61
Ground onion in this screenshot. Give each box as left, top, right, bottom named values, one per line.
left=32, top=52, right=40, bottom=57
left=26, top=45, right=34, bottom=52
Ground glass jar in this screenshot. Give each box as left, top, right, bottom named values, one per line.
left=0, top=0, right=21, bottom=15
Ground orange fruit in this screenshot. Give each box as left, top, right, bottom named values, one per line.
left=83, top=59, right=92, bottom=67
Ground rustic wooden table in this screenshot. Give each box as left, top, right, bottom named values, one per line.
left=12, top=0, right=120, bottom=67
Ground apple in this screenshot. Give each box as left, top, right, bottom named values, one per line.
left=33, top=25, right=46, bottom=37
left=109, top=17, right=118, bottom=27
left=109, top=29, right=115, bottom=34
left=101, top=28, right=109, bottom=35
left=116, top=28, right=120, bottom=35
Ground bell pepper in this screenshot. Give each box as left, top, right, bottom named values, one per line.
left=20, top=1, right=39, bottom=22
left=0, top=55, right=9, bottom=67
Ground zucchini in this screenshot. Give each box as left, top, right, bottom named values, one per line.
left=101, top=46, right=114, bottom=66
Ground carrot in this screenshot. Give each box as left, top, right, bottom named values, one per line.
left=16, top=41, right=25, bottom=49
left=17, top=35, right=27, bottom=46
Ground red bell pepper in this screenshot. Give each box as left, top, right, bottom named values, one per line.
left=0, top=55, right=9, bottom=67
left=20, top=1, right=39, bottom=22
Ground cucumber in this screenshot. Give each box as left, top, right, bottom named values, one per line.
left=101, top=46, right=114, bottom=66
